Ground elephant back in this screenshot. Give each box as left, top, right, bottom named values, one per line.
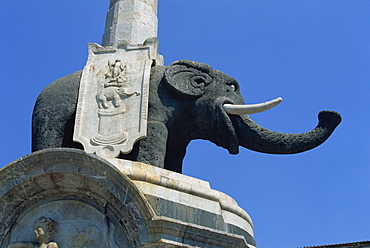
left=36, top=70, right=82, bottom=107
left=32, top=70, right=83, bottom=152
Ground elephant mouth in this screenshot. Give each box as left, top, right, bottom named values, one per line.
left=215, top=97, right=283, bottom=154
left=214, top=98, right=241, bottom=154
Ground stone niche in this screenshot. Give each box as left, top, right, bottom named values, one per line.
left=0, top=148, right=256, bottom=248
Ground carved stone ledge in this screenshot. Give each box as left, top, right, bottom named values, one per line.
left=0, top=148, right=256, bottom=248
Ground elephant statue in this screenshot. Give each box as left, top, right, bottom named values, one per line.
left=32, top=60, right=341, bottom=173
left=96, top=86, right=139, bottom=109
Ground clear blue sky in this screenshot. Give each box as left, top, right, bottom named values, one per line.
left=1, top=1, right=369, bottom=247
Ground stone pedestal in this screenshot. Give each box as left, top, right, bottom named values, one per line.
left=0, top=149, right=256, bottom=248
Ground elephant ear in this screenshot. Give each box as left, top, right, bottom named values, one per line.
left=164, top=60, right=213, bottom=97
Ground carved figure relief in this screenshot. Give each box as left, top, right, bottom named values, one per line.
left=97, top=59, right=139, bottom=109
left=92, top=60, right=139, bottom=147
left=8, top=217, right=59, bottom=248
left=6, top=200, right=132, bottom=248
left=73, top=226, right=102, bottom=248
left=105, top=59, right=126, bottom=86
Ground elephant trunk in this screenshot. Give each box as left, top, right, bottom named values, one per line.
left=233, top=111, right=341, bottom=154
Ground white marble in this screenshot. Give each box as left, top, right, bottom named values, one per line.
left=1, top=149, right=257, bottom=248
left=102, top=0, right=158, bottom=46
left=107, top=157, right=254, bottom=231
left=9, top=200, right=130, bottom=248
left=74, top=0, right=163, bottom=159
left=73, top=39, right=162, bottom=158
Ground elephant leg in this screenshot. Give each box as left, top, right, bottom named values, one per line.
left=97, top=101, right=103, bottom=109
left=135, top=121, right=168, bottom=168
left=32, top=106, right=83, bottom=151
left=164, top=137, right=190, bottom=174
left=32, top=108, right=66, bottom=151
left=113, top=93, right=121, bottom=107
left=102, top=98, right=109, bottom=109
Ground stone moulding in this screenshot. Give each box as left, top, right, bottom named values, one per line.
left=0, top=148, right=256, bottom=248
left=106, top=157, right=254, bottom=229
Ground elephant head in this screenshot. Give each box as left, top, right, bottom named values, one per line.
left=32, top=60, right=341, bottom=173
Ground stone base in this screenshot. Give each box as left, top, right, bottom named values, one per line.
left=0, top=148, right=256, bottom=248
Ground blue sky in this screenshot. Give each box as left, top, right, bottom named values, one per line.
left=0, top=1, right=369, bottom=247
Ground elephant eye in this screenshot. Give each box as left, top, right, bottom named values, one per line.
left=227, top=82, right=237, bottom=91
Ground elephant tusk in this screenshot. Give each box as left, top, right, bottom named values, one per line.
left=223, top=97, right=283, bottom=115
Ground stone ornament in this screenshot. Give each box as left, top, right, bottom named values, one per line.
left=8, top=217, right=58, bottom=248
left=0, top=149, right=257, bottom=248
left=96, top=59, right=138, bottom=109
left=31, top=0, right=340, bottom=172
left=73, top=37, right=163, bottom=158
left=92, top=59, right=139, bottom=146
left=34, top=60, right=341, bottom=173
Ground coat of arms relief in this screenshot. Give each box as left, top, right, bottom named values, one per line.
left=92, top=59, right=140, bottom=147
left=73, top=39, right=162, bottom=158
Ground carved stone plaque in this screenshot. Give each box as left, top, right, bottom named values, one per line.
left=74, top=38, right=161, bottom=158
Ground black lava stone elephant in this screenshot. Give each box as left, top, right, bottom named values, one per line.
left=32, top=60, right=341, bottom=173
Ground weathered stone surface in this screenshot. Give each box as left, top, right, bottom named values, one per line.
left=109, top=158, right=256, bottom=247
left=102, top=0, right=158, bottom=46
left=32, top=60, right=341, bottom=173
left=0, top=149, right=256, bottom=248
left=73, top=39, right=162, bottom=158
left=8, top=217, right=59, bottom=248
left=73, top=0, right=164, bottom=160
left=0, top=149, right=147, bottom=248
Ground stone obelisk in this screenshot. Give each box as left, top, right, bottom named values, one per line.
left=102, top=0, right=159, bottom=45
